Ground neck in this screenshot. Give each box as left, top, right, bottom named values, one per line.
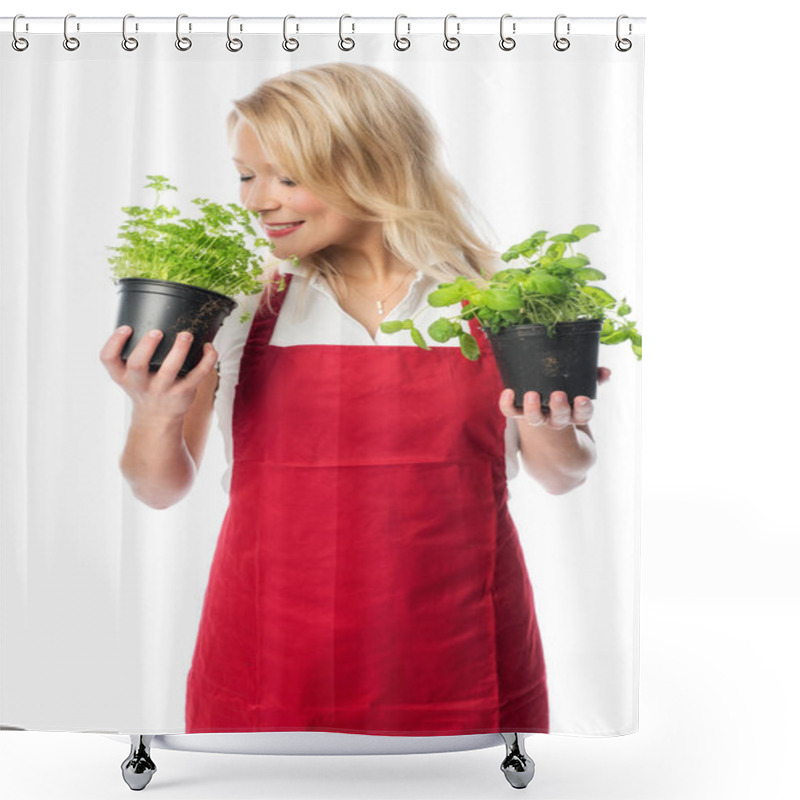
left=324, top=239, right=410, bottom=285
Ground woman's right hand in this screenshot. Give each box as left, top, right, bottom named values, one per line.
left=99, top=326, right=218, bottom=421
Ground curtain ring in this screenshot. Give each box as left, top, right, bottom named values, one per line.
left=394, top=14, right=411, bottom=50
left=338, top=15, right=355, bottom=51
left=283, top=15, right=300, bottom=51
left=12, top=14, right=29, bottom=52
left=443, top=14, right=460, bottom=51
left=553, top=14, right=570, bottom=52
left=227, top=15, right=243, bottom=52
left=176, top=14, right=192, bottom=51
left=63, top=13, right=80, bottom=51
left=499, top=14, right=516, bottom=51
left=122, top=14, right=139, bottom=51
left=615, top=15, right=632, bottom=52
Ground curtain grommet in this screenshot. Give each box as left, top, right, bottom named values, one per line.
left=499, top=14, right=516, bottom=51
left=615, top=15, right=632, bottom=51
left=63, top=13, right=80, bottom=51
left=443, top=14, right=460, bottom=51
left=553, top=14, right=570, bottom=52
left=283, top=15, right=300, bottom=51
left=121, top=14, right=139, bottom=51
left=338, top=15, right=355, bottom=51
left=226, top=15, right=243, bottom=52
left=12, top=14, right=29, bottom=51
left=175, top=14, right=192, bottom=51
left=394, top=15, right=411, bottom=51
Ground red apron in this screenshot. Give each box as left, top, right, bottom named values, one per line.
left=186, top=272, right=549, bottom=735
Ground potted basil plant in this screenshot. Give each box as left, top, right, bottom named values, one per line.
left=107, top=174, right=272, bottom=376
left=380, top=224, right=641, bottom=409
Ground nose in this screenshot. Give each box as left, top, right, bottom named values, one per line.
left=241, top=178, right=280, bottom=213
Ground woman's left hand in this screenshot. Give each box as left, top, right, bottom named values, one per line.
left=499, top=367, right=612, bottom=430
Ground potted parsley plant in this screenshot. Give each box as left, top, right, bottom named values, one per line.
left=107, top=175, right=272, bottom=376
left=380, top=224, right=641, bottom=409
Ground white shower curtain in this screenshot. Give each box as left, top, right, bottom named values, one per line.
left=0, top=16, right=644, bottom=738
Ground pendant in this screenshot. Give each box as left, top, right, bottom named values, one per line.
left=377, top=300, right=384, bottom=315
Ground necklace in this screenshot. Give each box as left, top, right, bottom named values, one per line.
left=336, top=267, right=416, bottom=315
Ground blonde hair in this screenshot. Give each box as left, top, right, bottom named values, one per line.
left=226, top=63, right=504, bottom=317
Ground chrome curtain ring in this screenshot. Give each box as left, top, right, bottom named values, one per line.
left=283, top=15, right=299, bottom=51
left=338, top=15, right=355, bottom=51
left=227, top=15, right=243, bottom=52
left=394, top=14, right=411, bottom=51
left=176, top=14, right=192, bottom=51
left=443, top=14, right=460, bottom=51
left=122, top=14, right=139, bottom=51
left=12, top=14, right=29, bottom=51
left=499, top=14, right=516, bottom=51
left=553, top=14, right=570, bottom=51
left=63, top=13, right=80, bottom=51
left=615, top=15, right=632, bottom=51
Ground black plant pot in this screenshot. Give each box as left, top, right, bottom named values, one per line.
left=484, top=318, right=603, bottom=410
left=115, top=278, right=237, bottom=377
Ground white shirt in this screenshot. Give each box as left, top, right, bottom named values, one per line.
left=213, top=260, right=521, bottom=493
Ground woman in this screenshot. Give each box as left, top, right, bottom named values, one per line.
left=100, top=63, right=609, bottom=736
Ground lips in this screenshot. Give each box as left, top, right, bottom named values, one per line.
left=264, top=221, right=305, bottom=238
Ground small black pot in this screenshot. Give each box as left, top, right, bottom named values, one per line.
left=115, top=278, right=237, bottom=377
left=484, top=318, right=603, bottom=410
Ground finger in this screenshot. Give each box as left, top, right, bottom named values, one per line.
left=597, top=366, right=612, bottom=384
left=547, top=391, right=572, bottom=429
left=499, top=388, right=522, bottom=418
left=523, top=391, right=547, bottom=426
left=99, top=325, right=133, bottom=384
left=125, top=328, right=165, bottom=389
left=152, top=330, right=196, bottom=387
left=571, top=396, right=594, bottom=425
left=182, top=342, right=219, bottom=389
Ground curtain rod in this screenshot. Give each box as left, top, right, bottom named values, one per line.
left=1, top=16, right=646, bottom=37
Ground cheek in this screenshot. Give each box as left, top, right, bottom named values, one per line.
left=289, top=190, right=328, bottom=216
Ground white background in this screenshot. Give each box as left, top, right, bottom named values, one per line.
left=1, top=1, right=798, bottom=799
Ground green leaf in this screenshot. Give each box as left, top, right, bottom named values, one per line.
left=580, top=285, right=617, bottom=308
left=428, top=317, right=460, bottom=342
left=482, top=286, right=522, bottom=311
left=379, top=320, right=406, bottom=334
left=571, top=224, right=600, bottom=240
left=546, top=241, right=566, bottom=260
left=427, top=284, right=465, bottom=306
left=549, top=233, right=580, bottom=243
left=618, top=300, right=632, bottom=316
left=560, top=255, right=590, bottom=268
left=574, top=267, right=607, bottom=281
left=524, top=273, right=567, bottom=295
left=632, top=342, right=642, bottom=359
left=459, top=332, right=481, bottom=361
left=410, top=327, right=430, bottom=350
left=601, top=328, right=630, bottom=344
left=492, top=268, right=525, bottom=282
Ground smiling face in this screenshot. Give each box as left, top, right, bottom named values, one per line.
left=231, top=119, right=367, bottom=261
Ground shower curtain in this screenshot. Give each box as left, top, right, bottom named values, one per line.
left=0, top=15, right=644, bottom=740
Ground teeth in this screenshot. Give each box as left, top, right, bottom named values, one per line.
left=267, top=222, right=301, bottom=230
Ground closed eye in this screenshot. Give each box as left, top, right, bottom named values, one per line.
left=238, top=175, right=297, bottom=187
